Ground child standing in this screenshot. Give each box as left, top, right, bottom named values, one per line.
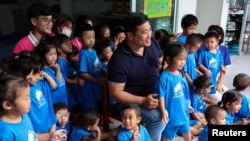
left=232, top=73, right=250, bottom=124
left=178, top=14, right=198, bottom=44
left=53, top=102, right=72, bottom=137
left=198, top=105, right=226, bottom=141
left=196, top=31, right=224, bottom=103
left=0, top=74, right=38, bottom=140
left=183, top=33, right=203, bottom=87
left=218, top=89, right=242, bottom=125
left=77, top=23, right=106, bottom=109
left=12, top=2, right=53, bottom=55
left=8, top=51, right=66, bottom=140
left=157, top=42, right=192, bottom=141
left=117, top=103, right=151, bottom=141
left=36, top=37, right=68, bottom=105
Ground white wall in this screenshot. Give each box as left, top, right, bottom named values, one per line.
left=174, top=0, right=197, bottom=33
left=196, top=0, right=229, bottom=34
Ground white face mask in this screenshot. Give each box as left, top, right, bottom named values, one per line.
left=62, top=28, right=72, bottom=37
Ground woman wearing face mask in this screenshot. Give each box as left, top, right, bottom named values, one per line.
left=51, top=13, right=73, bottom=38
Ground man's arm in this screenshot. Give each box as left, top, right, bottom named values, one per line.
left=108, top=81, right=158, bottom=109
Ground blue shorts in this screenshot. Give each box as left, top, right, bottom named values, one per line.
left=162, top=122, right=190, bottom=140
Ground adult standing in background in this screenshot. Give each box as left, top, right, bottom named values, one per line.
left=108, top=12, right=165, bottom=141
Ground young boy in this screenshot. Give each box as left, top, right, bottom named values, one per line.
left=78, top=23, right=106, bottom=110
left=12, top=2, right=53, bottom=55
left=117, top=103, right=151, bottom=141
left=53, top=102, right=72, bottom=137
left=232, top=73, right=250, bottom=124
left=198, top=105, right=226, bottom=141
left=178, top=14, right=198, bottom=44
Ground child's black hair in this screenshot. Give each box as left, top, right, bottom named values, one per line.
left=121, top=103, right=141, bottom=117
left=53, top=34, right=70, bottom=55
left=205, top=105, right=225, bottom=125
left=207, top=25, right=224, bottom=45
left=66, top=45, right=79, bottom=66
left=193, top=75, right=212, bottom=90
left=204, top=31, right=219, bottom=40
left=154, top=29, right=169, bottom=41
left=53, top=102, right=70, bottom=114
left=74, top=15, right=93, bottom=36
left=75, top=107, right=100, bottom=129
left=233, top=73, right=250, bottom=91
left=186, top=33, right=203, bottom=45
left=94, top=39, right=111, bottom=57
left=75, top=23, right=94, bottom=37
left=181, top=14, right=198, bottom=29
left=218, top=89, right=242, bottom=109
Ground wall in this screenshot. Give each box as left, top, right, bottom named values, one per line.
left=196, top=0, right=229, bottom=34
left=0, top=4, right=18, bottom=35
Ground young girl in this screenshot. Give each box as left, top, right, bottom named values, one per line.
left=77, top=23, right=106, bottom=110
left=157, top=42, right=192, bottom=141
left=117, top=103, right=151, bottom=141
left=69, top=107, right=120, bottom=141
left=8, top=51, right=66, bottom=140
left=196, top=31, right=225, bottom=103
left=36, top=37, right=68, bottom=105
left=190, top=75, right=213, bottom=127
left=218, top=89, right=242, bottom=125
left=198, top=105, right=226, bottom=141
left=110, top=27, right=126, bottom=51
left=0, top=74, right=38, bottom=140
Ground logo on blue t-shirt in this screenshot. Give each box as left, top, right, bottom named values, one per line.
left=173, top=82, right=184, bottom=98
left=28, top=130, right=37, bottom=141
left=35, top=89, right=46, bottom=108
left=209, top=58, right=217, bottom=68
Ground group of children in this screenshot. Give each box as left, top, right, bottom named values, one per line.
left=0, top=2, right=250, bottom=141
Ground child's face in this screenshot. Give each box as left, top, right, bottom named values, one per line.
left=32, top=15, right=53, bottom=35
left=211, top=109, right=226, bottom=125
left=183, top=24, right=197, bottom=36
left=187, top=42, right=202, bottom=53
left=201, top=85, right=212, bottom=95
left=121, top=109, right=141, bottom=131
left=204, top=37, right=219, bottom=50
left=88, top=118, right=100, bottom=131
left=226, top=98, right=242, bottom=113
left=169, top=50, right=187, bottom=71
left=59, top=39, right=72, bottom=54
left=56, top=108, right=70, bottom=127
left=26, top=70, right=41, bottom=85
left=80, top=31, right=95, bottom=48
left=13, top=86, right=31, bottom=114
left=116, top=32, right=126, bottom=44
left=45, top=48, right=58, bottom=65
left=102, top=27, right=110, bottom=38
left=100, top=46, right=113, bottom=62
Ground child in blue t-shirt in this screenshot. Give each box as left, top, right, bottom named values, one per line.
left=117, top=103, right=151, bottom=141
left=218, top=90, right=242, bottom=125
left=36, top=37, right=68, bottom=105
left=157, top=42, right=192, bottom=141
left=198, top=105, right=226, bottom=141
left=8, top=51, right=67, bottom=141
left=196, top=31, right=224, bottom=103
left=178, top=14, right=198, bottom=44
left=232, top=73, right=250, bottom=124
left=0, top=74, right=38, bottom=141
left=78, top=23, right=106, bottom=109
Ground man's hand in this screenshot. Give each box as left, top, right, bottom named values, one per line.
left=142, top=93, right=159, bottom=109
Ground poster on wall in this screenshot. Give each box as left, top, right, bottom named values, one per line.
left=144, top=0, right=172, bottom=18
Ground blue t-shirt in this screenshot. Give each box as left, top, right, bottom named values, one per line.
left=117, top=124, right=151, bottom=141
left=57, top=57, right=71, bottom=80
left=157, top=71, right=190, bottom=126
left=198, top=125, right=208, bottom=141
left=78, top=48, right=102, bottom=108
left=56, top=121, right=72, bottom=136
left=0, top=114, right=38, bottom=141
left=28, top=78, right=57, bottom=133
left=190, top=89, right=206, bottom=113
left=196, top=49, right=223, bottom=94
left=108, top=37, right=162, bottom=97
left=183, top=52, right=198, bottom=81
left=69, top=126, right=92, bottom=141
left=177, top=34, right=187, bottom=44
left=234, top=93, right=250, bottom=122
left=225, top=112, right=234, bottom=125
left=43, top=67, right=68, bottom=105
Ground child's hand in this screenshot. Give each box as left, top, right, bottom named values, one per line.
left=50, top=62, right=60, bottom=71
left=51, top=129, right=67, bottom=141
left=161, top=110, right=169, bottom=124
left=77, top=78, right=85, bottom=86
left=130, top=126, right=140, bottom=141
left=189, top=106, right=194, bottom=113
left=98, top=76, right=107, bottom=85
left=204, top=70, right=211, bottom=77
